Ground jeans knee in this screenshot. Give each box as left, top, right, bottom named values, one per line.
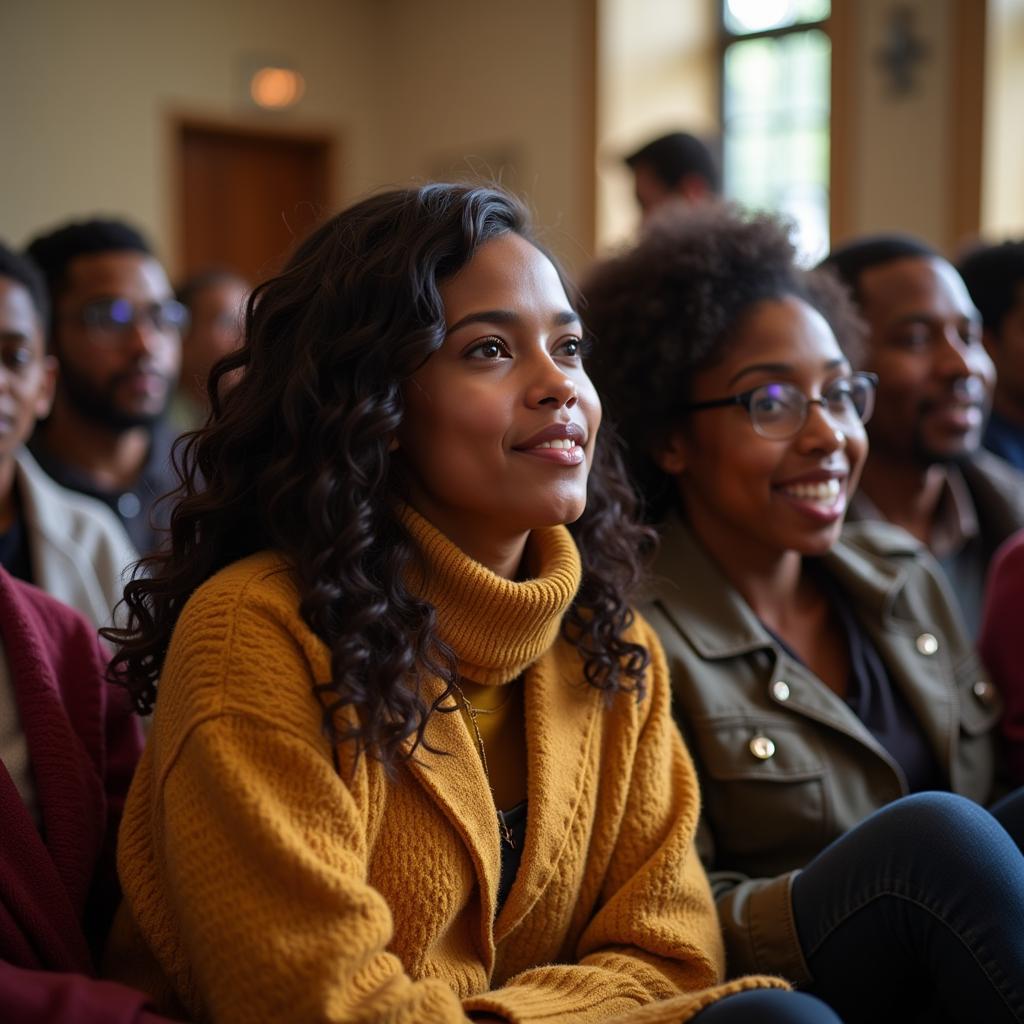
left=872, top=791, right=999, bottom=861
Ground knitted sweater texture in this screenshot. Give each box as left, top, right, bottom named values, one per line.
left=105, top=511, right=783, bottom=1022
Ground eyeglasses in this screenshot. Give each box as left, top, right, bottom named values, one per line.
left=76, top=298, right=190, bottom=337
left=681, top=372, right=879, bottom=440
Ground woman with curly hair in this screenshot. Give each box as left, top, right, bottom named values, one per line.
left=99, top=185, right=839, bottom=1024
left=582, top=204, right=1024, bottom=1024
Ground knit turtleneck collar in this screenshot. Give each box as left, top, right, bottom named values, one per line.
left=401, top=505, right=582, bottom=686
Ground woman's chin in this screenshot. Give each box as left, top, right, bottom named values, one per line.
left=787, top=521, right=845, bottom=557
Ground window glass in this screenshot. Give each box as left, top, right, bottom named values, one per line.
left=722, top=26, right=831, bottom=261
left=724, top=0, right=830, bottom=36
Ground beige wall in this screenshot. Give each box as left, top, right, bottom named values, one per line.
left=367, top=0, right=596, bottom=270
left=840, top=0, right=956, bottom=249
left=982, top=0, right=1024, bottom=239
left=0, top=0, right=381, bottom=270
left=0, top=0, right=595, bottom=273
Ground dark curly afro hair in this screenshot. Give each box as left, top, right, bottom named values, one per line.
left=580, top=204, right=864, bottom=520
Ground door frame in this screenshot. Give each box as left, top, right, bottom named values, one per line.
left=167, top=110, right=337, bottom=279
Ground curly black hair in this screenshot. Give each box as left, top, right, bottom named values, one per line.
left=103, top=183, right=653, bottom=767
left=581, top=204, right=864, bottom=520
left=958, top=239, right=1024, bottom=335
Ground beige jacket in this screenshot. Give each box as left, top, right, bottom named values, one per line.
left=15, top=447, right=138, bottom=629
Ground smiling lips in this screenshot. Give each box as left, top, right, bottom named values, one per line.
left=774, top=474, right=847, bottom=523
left=513, top=423, right=587, bottom=466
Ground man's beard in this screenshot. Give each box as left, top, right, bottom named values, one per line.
left=59, top=363, right=169, bottom=432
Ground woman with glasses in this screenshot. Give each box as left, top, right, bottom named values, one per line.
left=99, top=186, right=845, bottom=1024
left=583, top=204, right=1024, bottom=1024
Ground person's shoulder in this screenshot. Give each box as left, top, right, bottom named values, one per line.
left=838, top=518, right=926, bottom=560
left=1, top=568, right=95, bottom=641
left=180, top=551, right=301, bottom=635
left=965, top=448, right=1024, bottom=501
left=161, top=552, right=327, bottom=734
left=16, top=447, right=136, bottom=553
left=991, top=528, right=1024, bottom=577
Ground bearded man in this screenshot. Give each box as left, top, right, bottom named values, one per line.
left=25, top=220, right=185, bottom=556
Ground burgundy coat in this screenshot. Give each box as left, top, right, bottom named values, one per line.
left=0, top=568, right=169, bottom=1022
left=980, top=529, right=1024, bottom=784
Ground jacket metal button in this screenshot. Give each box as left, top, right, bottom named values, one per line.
left=771, top=680, right=791, bottom=702
left=973, top=680, right=996, bottom=704
left=749, top=735, right=776, bottom=760
left=915, top=633, right=939, bottom=656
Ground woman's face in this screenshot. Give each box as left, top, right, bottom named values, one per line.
left=663, top=295, right=868, bottom=561
left=397, top=232, right=601, bottom=559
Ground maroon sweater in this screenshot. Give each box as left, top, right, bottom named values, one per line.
left=0, top=568, right=171, bottom=1021
left=980, top=529, right=1024, bottom=784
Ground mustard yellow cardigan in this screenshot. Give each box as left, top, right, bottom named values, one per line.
left=105, top=511, right=783, bottom=1022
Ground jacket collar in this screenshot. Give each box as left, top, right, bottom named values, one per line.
left=649, top=514, right=911, bottom=659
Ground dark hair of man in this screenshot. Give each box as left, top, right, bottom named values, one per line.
left=24, top=218, right=153, bottom=316
left=581, top=203, right=864, bottom=522
left=957, top=240, right=1024, bottom=334
left=176, top=267, right=248, bottom=311
left=103, top=184, right=653, bottom=767
left=624, top=132, right=720, bottom=194
left=820, top=233, right=939, bottom=305
left=0, top=241, right=50, bottom=333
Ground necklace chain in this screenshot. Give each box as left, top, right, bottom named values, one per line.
left=450, top=679, right=516, bottom=847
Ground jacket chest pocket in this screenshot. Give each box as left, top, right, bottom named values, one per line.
left=689, top=715, right=831, bottom=870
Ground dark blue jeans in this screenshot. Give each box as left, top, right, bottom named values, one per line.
left=791, top=789, right=1024, bottom=1024
left=692, top=990, right=844, bottom=1022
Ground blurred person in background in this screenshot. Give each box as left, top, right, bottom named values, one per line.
left=821, top=234, right=1024, bottom=637
left=25, top=219, right=184, bottom=557
left=625, top=131, right=720, bottom=222
left=171, top=268, right=249, bottom=432
left=0, top=242, right=136, bottom=627
left=958, top=240, right=1024, bottom=472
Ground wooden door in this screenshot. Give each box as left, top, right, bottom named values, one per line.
left=177, top=119, right=334, bottom=285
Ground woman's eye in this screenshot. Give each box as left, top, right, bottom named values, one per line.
left=466, top=337, right=508, bottom=360
left=825, top=382, right=856, bottom=409
left=556, top=336, right=585, bottom=358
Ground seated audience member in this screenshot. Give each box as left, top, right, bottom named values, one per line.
left=979, top=528, right=1024, bottom=783
left=25, top=219, right=185, bottom=557
left=583, top=204, right=1024, bottom=1024
left=0, top=242, right=136, bottom=628
left=102, top=185, right=840, bottom=1024
left=625, top=131, right=720, bottom=221
left=170, top=268, right=249, bottom=432
left=958, top=240, right=1024, bottom=471
left=0, top=565, right=166, bottom=1022
left=820, top=234, right=1024, bottom=637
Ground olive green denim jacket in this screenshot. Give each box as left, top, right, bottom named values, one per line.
left=642, top=516, right=1002, bottom=985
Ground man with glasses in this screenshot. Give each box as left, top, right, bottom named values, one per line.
left=25, top=220, right=184, bottom=556
left=821, top=234, right=1024, bottom=636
